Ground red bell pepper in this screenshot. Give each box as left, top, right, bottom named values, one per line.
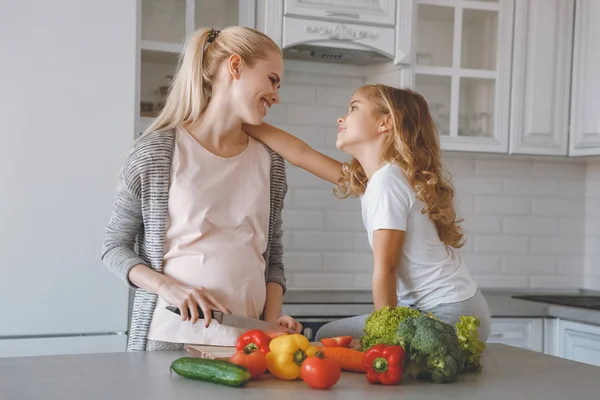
left=236, top=329, right=272, bottom=354
left=364, top=344, right=404, bottom=385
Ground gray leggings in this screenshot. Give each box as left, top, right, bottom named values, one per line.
left=315, top=289, right=492, bottom=343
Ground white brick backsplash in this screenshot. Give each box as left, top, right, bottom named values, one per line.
left=558, top=180, right=585, bottom=197
left=474, top=235, right=529, bottom=254
left=454, top=176, right=503, bottom=195
left=442, top=156, right=475, bottom=175
left=558, top=218, right=585, bottom=236
left=277, top=125, right=327, bottom=147
left=475, top=196, right=530, bottom=215
left=292, top=273, right=354, bottom=288
left=530, top=275, right=584, bottom=288
left=559, top=257, right=585, bottom=274
left=462, top=216, right=502, bottom=234
left=473, top=275, right=531, bottom=288
left=475, top=159, right=532, bottom=177
left=293, top=232, right=354, bottom=251
left=354, top=233, right=371, bottom=251
left=317, top=86, right=356, bottom=106
left=285, top=71, right=352, bottom=86
left=462, top=255, right=502, bottom=273
left=533, top=161, right=586, bottom=179
left=455, top=195, right=474, bottom=214
left=532, top=198, right=585, bottom=217
left=283, top=210, right=324, bottom=230
left=286, top=105, right=344, bottom=127
left=270, top=71, right=596, bottom=291
left=585, top=218, right=600, bottom=235
left=284, top=253, right=323, bottom=272
left=287, top=167, right=332, bottom=189
left=504, top=178, right=558, bottom=196
left=278, top=84, right=317, bottom=105
left=354, top=273, right=372, bottom=288
left=503, top=217, right=558, bottom=235
left=531, top=237, right=585, bottom=256
left=323, top=253, right=372, bottom=272
left=585, top=237, right=600, bottom=257
left=502, top=256, right=558, bottom=274
left=294, top=189, right=360, bottom=210
left=325, top=211, right=364, bottom=231
left=264, top=105, right=286, bottom=124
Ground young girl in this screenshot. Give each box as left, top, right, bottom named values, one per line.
left=244, top=84, right=492, bottom=342
left=102, top=26, right=301, bottom=352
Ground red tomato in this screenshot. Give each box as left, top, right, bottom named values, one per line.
left=230, top=350, right=267, bottom=380
left=320, top=336, right=353, bottom=348
left=301, top=352, right=341, bottom=390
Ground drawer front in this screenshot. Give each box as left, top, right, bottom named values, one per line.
left=283, top=16, right=396, bottom=58
left=284, top=0, right=396, bottom=26
left=488, top=318, right=543, bottom=352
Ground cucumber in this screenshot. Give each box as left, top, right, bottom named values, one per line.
left=170, top=357, right=252, bottom=387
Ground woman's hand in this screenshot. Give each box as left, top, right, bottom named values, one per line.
left=275, top=315, right=303, bottom=333
left=158, top=278, right=230, bottom=327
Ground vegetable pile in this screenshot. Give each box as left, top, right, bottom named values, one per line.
left=169, top=307, right=486, bottom=390
left=361, top=306, right=487, bottom=383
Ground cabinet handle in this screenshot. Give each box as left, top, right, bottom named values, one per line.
left=489, top=333, right=504, bottom=339
left=326, top=11, right=360, bottom=19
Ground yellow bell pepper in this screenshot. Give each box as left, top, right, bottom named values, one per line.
left=265, top=334, right=319, bottom=380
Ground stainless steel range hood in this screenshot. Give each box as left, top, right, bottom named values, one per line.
left=282, top=43, right=391, bottom=66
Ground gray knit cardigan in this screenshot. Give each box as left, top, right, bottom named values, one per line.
left=101, top=130, right=287, bottom=351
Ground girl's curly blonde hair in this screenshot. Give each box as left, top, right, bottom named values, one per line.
left=335, top=85, right=465, bottom=249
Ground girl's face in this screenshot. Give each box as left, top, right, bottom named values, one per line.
left=336, top=89, right=383, bottom=156
left=229, top=51, right=283, bottom=125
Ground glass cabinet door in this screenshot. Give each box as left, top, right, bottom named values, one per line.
left=414, top=0, right=513, bottom=153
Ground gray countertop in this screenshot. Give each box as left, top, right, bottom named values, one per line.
left=282, top=289, right=600, bottom=326
left=1, top=344, right=598, bottom=399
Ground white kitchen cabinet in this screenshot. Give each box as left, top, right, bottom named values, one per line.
left=558, top=320, right=600, bottom=367
left=0, top=335, right=127, bottom=358
left=413, top=0, right=514, bottom=153
left=260, top=0, right=414, bottom=65
left=283, top=0, right=397, bottom=26
left=487, top=318, right=543, bottom=352
left=136, top=0, right=255, bottom=137
left=569, top=0, right=600, bottom=156
left=509, top=0, right=573, bottom=156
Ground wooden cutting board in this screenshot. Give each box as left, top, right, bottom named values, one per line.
left=186, top=342, right=325, bottom=360
left=186, top=345, right=237, bottom=360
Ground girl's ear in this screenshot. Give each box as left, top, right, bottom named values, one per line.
left=228, top=54, right=242, bottom=80
left=378, top=114, right=393, bottom=134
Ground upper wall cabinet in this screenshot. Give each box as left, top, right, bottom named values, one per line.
left=412, top=0, right=514, bottom=153
left=509, top=0, right=573, bottom=156
left=258, top=0, right=414, bottom=65
left=136, top=0, right=255, bottom=137
left=569, top=0, right=600, bottom=156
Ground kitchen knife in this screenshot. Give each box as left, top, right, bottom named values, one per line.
left=165, top=305, right=291, bottom=333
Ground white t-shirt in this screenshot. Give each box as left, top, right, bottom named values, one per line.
left=361, top=163, right=477, bottom=310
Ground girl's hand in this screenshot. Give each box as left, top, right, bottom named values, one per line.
left=158, top=278, right=230, bottom=327
left=275, top=315, right=303, bottom=333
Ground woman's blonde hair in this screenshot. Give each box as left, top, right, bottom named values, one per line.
left=335, top=85, right=465, bottom=248
left=144, top=26, right=281, bottom=135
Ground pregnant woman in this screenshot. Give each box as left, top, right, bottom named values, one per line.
left=102, top=26, right=301, bottom=352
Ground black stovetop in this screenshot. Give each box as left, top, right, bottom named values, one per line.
left=512, top=295, right=600, bottom=311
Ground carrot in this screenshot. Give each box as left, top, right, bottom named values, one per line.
left=321, top=347, right=366, bottom=373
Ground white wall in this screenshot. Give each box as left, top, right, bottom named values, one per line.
left=267, top=67, right=590, bottom=291
left=0, top=0, right=135, bottom=336
left=585, top=161, right=600, bottom=290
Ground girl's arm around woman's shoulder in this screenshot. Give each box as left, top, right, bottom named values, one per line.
left=244, top=122, right=343, bottom=184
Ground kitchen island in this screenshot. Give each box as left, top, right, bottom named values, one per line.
left=1, top=344, right=598, bottom=400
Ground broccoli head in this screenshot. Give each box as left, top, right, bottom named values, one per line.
left=360, top=305, right=421, bottom=350
left=395, top=315, right=466, bottom=383
left=455, top=316, right=486, bottom=372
